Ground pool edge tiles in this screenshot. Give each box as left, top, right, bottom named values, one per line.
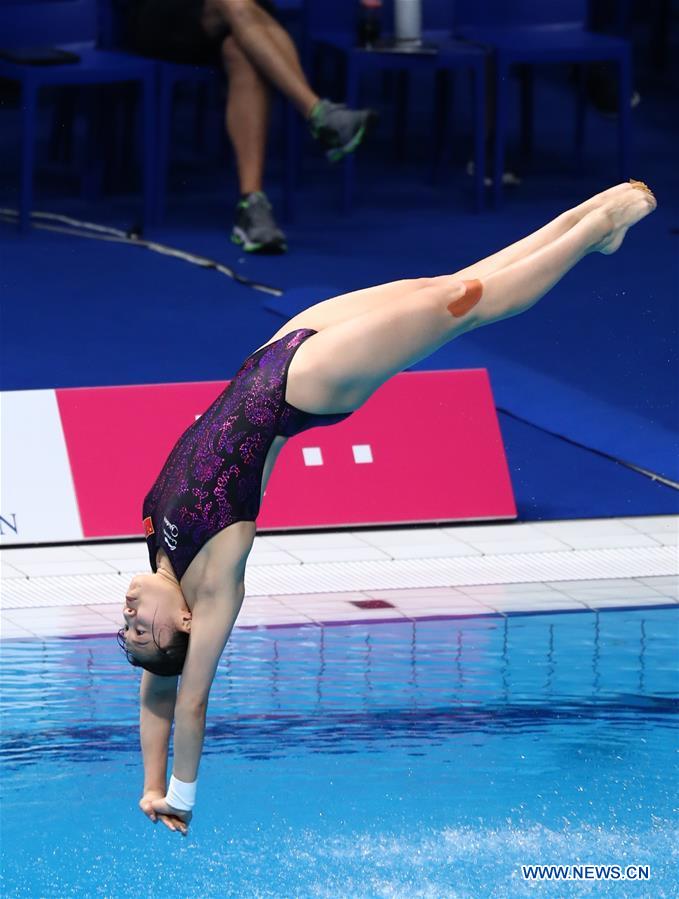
left=1, top=547, right=676, bottom=613
left=1, top=586, right=677, bottom=642
left=1, top=518, right=677, bottom=640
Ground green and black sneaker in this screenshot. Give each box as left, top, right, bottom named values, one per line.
left=309, top=99, right=377, bottom=163
left=231, top=192, right=287, bottom=254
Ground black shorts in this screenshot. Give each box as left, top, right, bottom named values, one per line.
left=129, top=0, right=277, bottom=67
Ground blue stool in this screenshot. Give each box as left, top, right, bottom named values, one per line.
left=304, top=1, right=488, bottom=213
left=455, top=0, right=633, bottom=206
left=0, top=0, right=157, bottom=231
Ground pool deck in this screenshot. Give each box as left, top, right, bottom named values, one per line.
left=0, top=516, right=677, bottom=640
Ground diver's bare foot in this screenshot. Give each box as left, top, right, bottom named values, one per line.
left=571, top=182, right=639, bottom=223
left=589, top=181, right=657, bottom=255
left=628, top=178, right=656, bottom=202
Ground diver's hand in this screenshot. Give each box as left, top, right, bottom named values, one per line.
left=149, top=795, right=193, bottom=835
left=139, top=790, right=191, bottom=835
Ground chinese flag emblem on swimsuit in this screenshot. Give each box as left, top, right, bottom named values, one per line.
left=143, top=516, right=154, bottom=538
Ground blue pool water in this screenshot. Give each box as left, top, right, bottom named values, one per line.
left=1, top=607, right=677, bottom=898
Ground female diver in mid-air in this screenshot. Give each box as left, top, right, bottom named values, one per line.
left=119, top=181, right=655, bottom=835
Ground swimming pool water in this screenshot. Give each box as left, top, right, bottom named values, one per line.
left=1, top=606, right=677, bottom=898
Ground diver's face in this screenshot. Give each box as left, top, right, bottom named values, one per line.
left=122, top=573, right=181, bottom=656
left=123, top=574, right=158, bottom=654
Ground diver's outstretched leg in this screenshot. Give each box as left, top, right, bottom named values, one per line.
left=284, top=182, right=656, bottom=414
left=261, top=183, right=643, bottom=343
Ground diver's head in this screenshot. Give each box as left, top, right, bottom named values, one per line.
left=116, top=571, right=191, bottom=676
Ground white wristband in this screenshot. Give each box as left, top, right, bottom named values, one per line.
left=166, top=774, right=197, bottom=811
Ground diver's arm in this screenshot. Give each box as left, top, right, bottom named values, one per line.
left=170, top=704, right=208, bottom=783
left=171, top=581, right=245, bottom=783
left=139, top=670, right=178, bottom=792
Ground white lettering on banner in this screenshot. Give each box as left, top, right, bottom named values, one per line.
left=0, top=513, right=18, bottom=536
left=163, top=516, right=179, bottom=551
left=0, top=390, right=83, bottom=544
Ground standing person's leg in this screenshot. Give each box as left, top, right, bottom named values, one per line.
left=250, top=2, right=308, bottom=87
left=282, top=183, right=656, bottom=414
left=204, top=0, right=317, bottom=115
left=221, top=35, right=287, bottom=253
left=202, top=0, right=375, bottom=161
left=222, top=36, right=268, bottom=196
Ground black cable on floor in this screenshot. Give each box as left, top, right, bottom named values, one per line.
left=0, top=209, right=283, bottom=297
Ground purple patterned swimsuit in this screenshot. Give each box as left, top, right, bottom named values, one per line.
left=143, top=329, right=351, bottom=581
